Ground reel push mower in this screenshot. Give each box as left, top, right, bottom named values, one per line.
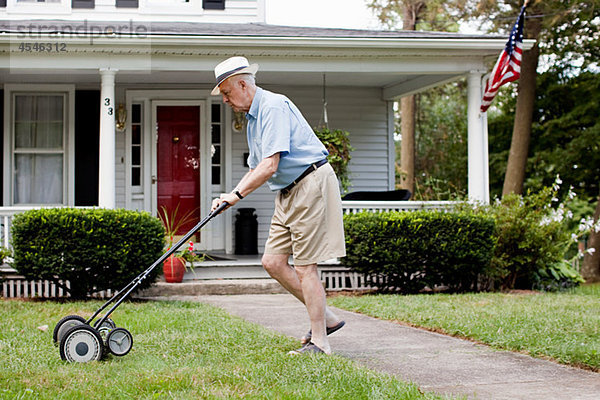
left=53, top=202, right=228, bottom=363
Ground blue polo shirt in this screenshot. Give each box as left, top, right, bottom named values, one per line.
left=246, top=87, right=328, bottom=191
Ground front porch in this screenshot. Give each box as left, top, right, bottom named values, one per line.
left=1, top=200, right=457, bottom=298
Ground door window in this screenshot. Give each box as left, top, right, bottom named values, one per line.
left=131, top=103, right=142, bottom=187
left=211, top=103, right=222, bottom=185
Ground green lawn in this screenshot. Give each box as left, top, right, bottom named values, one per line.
left=0, top=299, right=448, bottom=400
left=329, top=284, right=600, bottom=371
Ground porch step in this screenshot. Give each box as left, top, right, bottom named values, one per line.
left=136, top=279, right=288, bottom=297
left=184, top=256, right=267, bottom=280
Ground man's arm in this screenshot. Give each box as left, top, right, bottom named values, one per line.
left=211, top=152, right=280, bottom=211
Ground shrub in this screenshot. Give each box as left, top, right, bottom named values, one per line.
left=456, top=180, right=586, bottom=291
left=342, top=210, right=496, bottom=293
left=485, top=193, right=570, bottom=290
left=11, top=208, right=165, bottom=299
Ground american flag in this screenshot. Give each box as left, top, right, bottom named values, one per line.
left=480, top=5, right=527, bottom=113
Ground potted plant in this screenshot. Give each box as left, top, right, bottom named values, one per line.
left=313, top=127, right=353, bottom=193
left=158, top=205, right=203, bottom=283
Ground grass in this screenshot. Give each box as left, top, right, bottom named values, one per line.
left=0, top=299, right=450, bottom=400
left=329, top=284, right=600, bottom=371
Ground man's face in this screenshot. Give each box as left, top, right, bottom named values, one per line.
left=219, top=77, right=253, bottom=113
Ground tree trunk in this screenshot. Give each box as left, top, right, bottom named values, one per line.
left=398, top=3, right=421, bottom=194
left=400, top=95, right=416, bottom=192
left=581, top=194, right=600, bottom=282
left=502, top=40, right=540, bottom=196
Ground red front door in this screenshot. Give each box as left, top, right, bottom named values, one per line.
left=157, top=106, right=201, bottom=235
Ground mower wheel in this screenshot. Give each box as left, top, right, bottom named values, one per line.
left=106, top=327, right=133, bottom=357
left=53, top=315, right=86, bottom=345
left=60, top=324, right=104, bottom=363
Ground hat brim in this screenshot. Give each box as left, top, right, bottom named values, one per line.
left=211, top=64, right=259, bottom=95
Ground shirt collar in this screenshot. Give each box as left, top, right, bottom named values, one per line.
left=246, top=87, right=263, bottom=120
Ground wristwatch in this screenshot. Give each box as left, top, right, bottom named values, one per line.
left=234, top=190, right=244, bottom=199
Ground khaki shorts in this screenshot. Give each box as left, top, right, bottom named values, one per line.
left=265, top=163, right=346, bottom=265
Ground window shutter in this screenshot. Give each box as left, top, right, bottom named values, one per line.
left=116, top=0, right=139, bottom=8
left=203, top=0, right=225, bottom=10
left=72, top=0, right=94, bottom=9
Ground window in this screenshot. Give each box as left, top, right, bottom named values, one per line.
left=146, top=0, right=190, bottom=5
left=0, top=1, right=6, bottom=8
left=211, top=103, right=222, bottom=185
left=203, top=0, right=224, bottom=10
left=13, top=94, right=65, bottom=204
left=131, top=103, right=142, bottom=187
left=72, top=0, right=94, bottom=9
left=12, top=0, right=69, bottom=12
left=116, top=0, right=138, bottom=7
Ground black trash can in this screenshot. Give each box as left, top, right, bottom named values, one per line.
left=235, top=208, right=258, bottom=255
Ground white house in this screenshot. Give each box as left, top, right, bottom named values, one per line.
left=0, top=0, right=532, bottom=255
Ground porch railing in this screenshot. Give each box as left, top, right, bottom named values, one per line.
left=0, top=206, right=35, bottom=249
left=341, top=200, right=457, bottom=214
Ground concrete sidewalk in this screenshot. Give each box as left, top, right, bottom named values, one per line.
left=156, top=294, right=599, bottom=400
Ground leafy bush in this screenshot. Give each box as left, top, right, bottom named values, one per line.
left=11, top=208, right=165, bottom=299
left=457, top=181, right=586, bottom=291
left=342, top=210, right=496, bottom=293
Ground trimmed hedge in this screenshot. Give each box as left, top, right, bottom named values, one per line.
left=11, top=208, right=165, bottom=299
left=342, top=210, right=496, bottom=293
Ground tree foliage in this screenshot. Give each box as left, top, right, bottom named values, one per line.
left=408, top=81, right=468, bottom=200
left=368, top=0, right=466, bottom=31
left=471, top=0, right=600, bottom=72
left=527, top=71, right=600, bottom=199
left=488, top=71, right=600, bottom=202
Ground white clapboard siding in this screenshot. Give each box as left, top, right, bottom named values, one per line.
left=2, top=0, right=265, bottom=24
left=231, top=85, right=391, bottom=253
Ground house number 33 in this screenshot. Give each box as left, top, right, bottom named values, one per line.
left=104, top=98, right=113, bottom=116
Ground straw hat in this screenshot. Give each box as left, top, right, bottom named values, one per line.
left=211, top=56, right=259, bottom=95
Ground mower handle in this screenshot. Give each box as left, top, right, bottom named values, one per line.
left=88, top=201, right=230, bottom=327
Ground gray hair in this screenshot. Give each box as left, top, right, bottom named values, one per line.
left=231, top=73, right=256, bottom=86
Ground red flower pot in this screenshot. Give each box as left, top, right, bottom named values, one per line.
left=163, top=256, right=186, bottom=283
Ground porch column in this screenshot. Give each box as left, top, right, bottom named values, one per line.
left=99, top=68, right=117, bottom=208
left=466, top=71, right=489, bottom=204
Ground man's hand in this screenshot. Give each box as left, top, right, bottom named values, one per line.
left=211, top=153, right=279, bottom=213
left=211, top=192, right=240, bottom=213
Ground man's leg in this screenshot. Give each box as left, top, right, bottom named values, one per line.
left=262, top=254, right=341, bottom=343
left=293, top=263, right=329, bottom=353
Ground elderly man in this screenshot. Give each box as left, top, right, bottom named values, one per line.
left=211, top=56, right=346, bottom=355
